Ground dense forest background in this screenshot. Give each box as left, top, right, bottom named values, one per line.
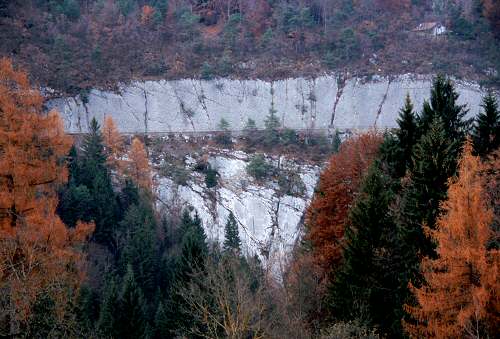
left=0, top=0, right=499, bottom=96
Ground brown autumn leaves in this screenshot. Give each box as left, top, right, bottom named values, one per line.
left=0, top=58, right=152, bottom=335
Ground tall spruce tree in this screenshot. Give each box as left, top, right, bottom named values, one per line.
left=116, top=265, right=147, bottom=339
left=399, top=117, right=457, bottom=259
left=223, top=212, right=241, bottom=254
left=396, top=94, right=418, bottom=173
left=328, top=163, right=401, bottom=336
left=80, top=118, right=108, bottom=187
left=418, top=75, right=470, bottom=144
left=79, top=117, right=119, bottom=246
left=97, top=277, right=120, bottom=338
left=473, top=92, right=500, bottom=156
left=395, top=117, right=459, bottom=333
left=119, top=200, right=158, bottom=299
left=164, top=210, right=208, bottom=336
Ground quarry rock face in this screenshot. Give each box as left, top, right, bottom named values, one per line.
left=155, top=149, right=320, bottom=273
left=48, top=74, right=491, bottom=271
left=47, top=74, right=489, bottom=134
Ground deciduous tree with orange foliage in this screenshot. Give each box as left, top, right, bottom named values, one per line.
left=305, top=131, right=383, bottom=274
left=102, top=115, right=124, bottom=173
left=405, top=141, right=500, bottom=338
left=0, top=58, right=93, bottom=336
left=126, top=137, right=152, bottom=191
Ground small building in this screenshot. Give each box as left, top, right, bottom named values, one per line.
left=412, top=22, right=447, bottom=37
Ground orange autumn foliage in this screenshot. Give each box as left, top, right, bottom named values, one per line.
left=102, top=115, right=124, bottom=173
left=405, top=141, right=500, bottom=338
left=141, top=5, right=155, bottom=24
left=126, top=137, right=152, bottom=191
left=305, top=131, right=383, bottom=273
left=0, top=58, right=94, bottom=335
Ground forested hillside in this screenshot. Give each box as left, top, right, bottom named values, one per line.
left=1, top=53, right=499, bottom=338
left=0, top=0, right=499, bottom=96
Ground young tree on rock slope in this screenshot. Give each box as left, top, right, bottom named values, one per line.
left=126, top=137, right=152, bottom=191
left=102, top=115, right=124, bottom=173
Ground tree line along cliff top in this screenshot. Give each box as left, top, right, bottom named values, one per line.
left=0, top=0, right=499, bottom=97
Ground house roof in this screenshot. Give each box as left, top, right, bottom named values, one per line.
left=413, top=22, right=440, bottom=31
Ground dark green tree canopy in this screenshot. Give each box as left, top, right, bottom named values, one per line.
left=418, top=75, right=470, bottom=143
left=473, top=92, right=500, bottom=156
left=223, top=211, right=242, bottom=254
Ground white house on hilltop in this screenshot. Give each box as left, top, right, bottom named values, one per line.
left=412, top=22, right=447, bottom=37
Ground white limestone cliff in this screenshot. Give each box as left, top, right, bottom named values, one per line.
left=47, top=74, right=489, bottom=134
left=155, top=148, right=320, bottom=274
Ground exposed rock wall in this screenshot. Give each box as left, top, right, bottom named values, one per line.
left=47, top=74, right=489, bottom=133
left=156, top=149, right=320, bottom=274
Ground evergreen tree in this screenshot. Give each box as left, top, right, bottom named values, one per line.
left=80, top=118, right=108, bottom=187
left=473, top=92, right=500, bottom=156
left=264, top=105, right=281, bottom=146
left=396, top=94, right=418, bottom=173
left=332, top=129, right=342, bottom=153
left=165, top=210, right=208, bottom=335
left=399, top=117, right=457, bottom=260
left=154, top=302, right=169, bottom=339
left=223, top=212, right=241, bottom=254
left=395, top=117, right=459, bottom=332
left=244, top=118, right=257, bottom=131
left=177, top=212, right=208, bottom=280
left=119, top=178, right=140, bottom=213
left=119, top=200, right=158, bottom=299
left=90, top=171, right=120, bottom=246
left=116, top=265, right=147, bottom=339
left=78, top=117, right=119, bottom=246
left=57, top=183, right=93, bottom=227
left=97, top=277, right=120, bottom=338
left=418, top=75, right=470, bottom=144
left=328, top=163, right=401, bottom=336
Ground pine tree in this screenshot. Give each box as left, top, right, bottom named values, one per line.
left=405, top=141, right=499, bottom=338
left=223, top=212, right=242, bottom=254
left=473, top=92, right=500, bottom=156
left=331, top=129, right=342, bottom=153
left=78, top=117, right=119, bottom=246
left=396, top=94, right=418, bottom=174
left=396, top=117, right=460, bottom=330
left=328, top=163, right=401, bottom=336
left=264, top=105, right=281, bottom=146
left=80, top=118, right=107, bottom=187
left=418, top=75, right=470, bottom=144
left=154, top=302, right=169, bottom=339
left=119, top=200, right=158, bottom=298
left=399, top=117, right=457, bottom=260
left=116, top=265, right=147, bottom=339
left=97, top=277, right=120, bottom=338
left=165, top=210, right=208, bottom=335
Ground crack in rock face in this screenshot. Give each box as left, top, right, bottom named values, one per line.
left=156, top=150, right=321, bottom=276
left=47, top=74, right=490, bottom=134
